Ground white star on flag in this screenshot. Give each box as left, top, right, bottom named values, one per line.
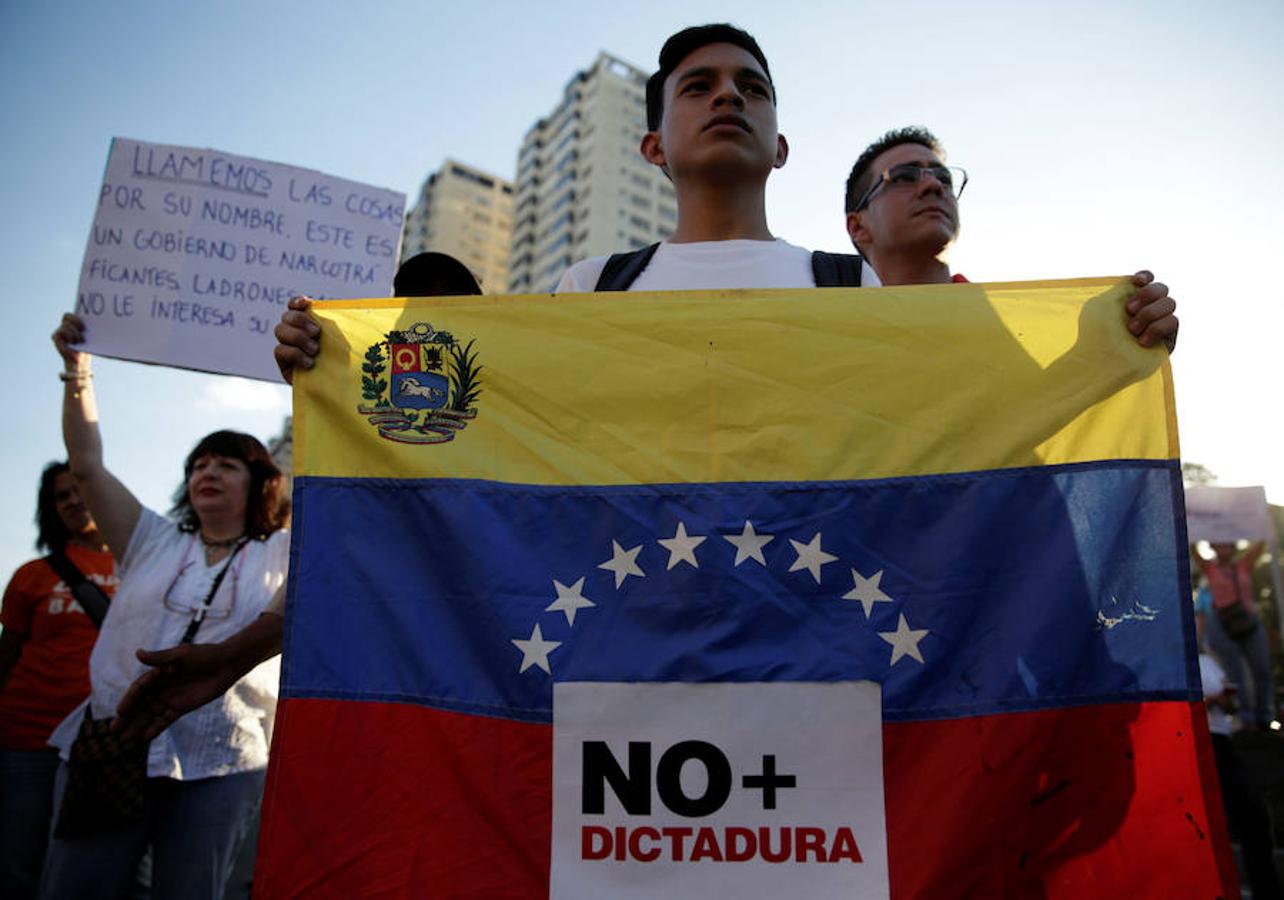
left=657, top=522, right=706, bottom=570
left=598, top=540, right=645, bottom=588
left=843, top=568, right=894, bottom=617
left=511, top=623, right=561, bottom=674
left=788, top=532, right=838, bottom=583
left=724, top=520, right=774, bottom=567
left=545, top=577, right=595, bottom=626
left=879, top=613, right=929, bottom=665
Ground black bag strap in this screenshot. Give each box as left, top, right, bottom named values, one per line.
left=594, top=243, right=662, bottom=291
left=45, top=550, right=111, bottom=628
left=811, top=251, right=864, bottom=287
left=179, top=539, right=248, bottom=645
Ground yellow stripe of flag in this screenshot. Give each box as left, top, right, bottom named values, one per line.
left=293, top=277, right=1176, bottom=484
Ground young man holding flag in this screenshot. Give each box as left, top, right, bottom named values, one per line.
left=139, top=28, right=1184, bottom=738
left=113, top=25, right=1221, bottom=900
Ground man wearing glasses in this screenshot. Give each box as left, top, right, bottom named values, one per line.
left=843, top=127, right=1178, bottom=351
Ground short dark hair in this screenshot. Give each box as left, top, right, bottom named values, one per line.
left=844, top=127, right=945, bottom=214
left=170, top=430, right=288, bottom=540
left=394, top=252, right=482, bottom=297
left=645, top=24, right=774, bottom=131
left=35, top=461, right=72, bottom=553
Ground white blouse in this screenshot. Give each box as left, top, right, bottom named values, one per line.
left=49, top=508, right=288, bottom=779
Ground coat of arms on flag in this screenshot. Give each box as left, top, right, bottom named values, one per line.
left=357, top=320, right=481, bottom=444
left=261, top=281, right=1238, bottom=899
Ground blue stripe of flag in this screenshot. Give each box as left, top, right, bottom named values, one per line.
left=282, top=460, right=1193, bottom=723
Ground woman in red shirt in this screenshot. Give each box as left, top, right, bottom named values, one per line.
left=1198, top=541, right=1275, bottom=728
left=0, top=462, right=116, bottom=900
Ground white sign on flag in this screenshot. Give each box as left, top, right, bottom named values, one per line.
left=75, top=138, right=406, bottom=382
left=551, top=681, right=889, bottom=900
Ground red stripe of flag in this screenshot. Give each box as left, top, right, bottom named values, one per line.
left=257, top=698, right=1235, bottom=898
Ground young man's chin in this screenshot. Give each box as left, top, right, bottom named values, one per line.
left=677, top=149, right=778, bottom=184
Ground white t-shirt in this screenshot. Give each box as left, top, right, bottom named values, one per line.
left=1199, top=652, right=1232, bottom=736
left=555, top=238, right=815, bottom=292
left=49, top=508, right=288, bottom=779
left=860, top=259, right=883, bottom=287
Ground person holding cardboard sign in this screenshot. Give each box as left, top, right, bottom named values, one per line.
left=110, top=253, right=483, bottom=745
left=39, top=314, right=289, bottom=900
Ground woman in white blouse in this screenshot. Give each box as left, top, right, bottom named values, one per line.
left=43, top=314, right=289, bottom=900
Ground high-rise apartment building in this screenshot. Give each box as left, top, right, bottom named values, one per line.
left=508, top=53, right=677, bottom=294
left=401, top=160, right=514, bottom=293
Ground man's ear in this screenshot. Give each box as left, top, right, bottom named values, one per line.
left=845, top=211, right=867, bottom=250
left=773, top=133, right=789, bottom=169
left=640, top=132, right=666, bottom=168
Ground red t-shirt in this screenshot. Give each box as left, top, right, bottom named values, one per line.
left=0, top=545, right=117, bottom=749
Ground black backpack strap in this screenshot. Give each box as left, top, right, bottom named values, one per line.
left=45, top=550, right=111, bottom=628
left=594, top=243, right=662, bottom=291
left=811, top=251, right=864, bottom=287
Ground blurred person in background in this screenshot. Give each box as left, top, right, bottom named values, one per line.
left=1, top=462, right=116, bottom=900
left=1198, top=609, right=1281, bottom=899
left=1197, top=541, right=1275, bottom=729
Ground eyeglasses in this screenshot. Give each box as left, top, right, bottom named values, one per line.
left=854, top=164, right=968, bottom=212
left=161, top=552, right=243, bottom=623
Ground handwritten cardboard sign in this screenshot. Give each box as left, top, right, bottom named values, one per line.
left=75, top=138, right=406, bottom=382
left=1186, top=485, right=1276, bottom=544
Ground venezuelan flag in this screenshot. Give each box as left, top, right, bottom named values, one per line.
left=258, top=279, right=1234, bottom=898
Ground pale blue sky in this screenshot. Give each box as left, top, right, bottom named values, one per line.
left=2, top=0, right=1281, bottom=580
